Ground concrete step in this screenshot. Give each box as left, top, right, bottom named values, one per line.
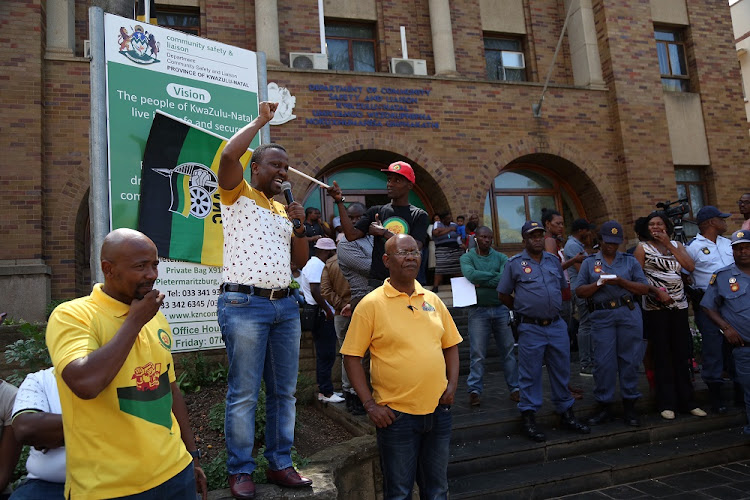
left=448, top=424, right=750, bottom=499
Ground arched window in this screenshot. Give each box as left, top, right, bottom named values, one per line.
left=482, top=166, right=583, bottom=251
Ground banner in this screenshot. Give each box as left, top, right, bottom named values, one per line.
left=138, top=112, right=251, bottom=266
left=103, top=13, right=259, bottom=351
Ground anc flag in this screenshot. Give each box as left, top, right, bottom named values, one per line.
left=138, top=112, right=251, bottom=266
left=117, top=364, right=172, bottom=429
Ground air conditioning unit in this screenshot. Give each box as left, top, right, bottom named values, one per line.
left=289, top=52, right=328, bottom=70
left=501, top=51, right=525, bottom=69
left=389, top=58, right=428, bottom=76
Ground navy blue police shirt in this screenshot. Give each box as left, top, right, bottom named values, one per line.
left=497, top=249, right=566, bottom=318
left=701, top=264, right=750, bottom=344
left=575, top=251, right=648, bottom=303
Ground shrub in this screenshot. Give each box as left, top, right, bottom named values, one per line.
left=4, top=323, right=51, bottom=386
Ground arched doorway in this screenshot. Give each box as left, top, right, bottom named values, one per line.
left=482, top=164, right=585, bottom=254
left=301, top=154, right=446, bottom=223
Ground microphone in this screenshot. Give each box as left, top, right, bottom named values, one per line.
left=407, top=305, right=415, bottom=311
left=280, top=181, right=301, bottom=229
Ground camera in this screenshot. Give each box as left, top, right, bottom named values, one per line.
left=655, top=198, right=690, bottom=242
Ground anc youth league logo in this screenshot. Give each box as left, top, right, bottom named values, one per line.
left=154, top=163, right=218, bottom=219
left=383, top=216, right=410, bottom=235
left=157, top=329, right=172, bottom=350
left=117, top=25, right=160, bottom=64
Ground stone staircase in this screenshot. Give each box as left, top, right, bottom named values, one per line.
left=443, top=319, right=750, bottom=499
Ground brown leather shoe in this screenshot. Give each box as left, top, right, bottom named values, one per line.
left=229, top=473, right=256, bottom=499
left=266, top=467, right=313, bottom=488
left=509, top=390, right=520, bottom=403
left=469, top=392, right=481, bottom=406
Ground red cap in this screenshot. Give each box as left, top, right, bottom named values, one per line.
left=381, top=161, right=416, bottom=184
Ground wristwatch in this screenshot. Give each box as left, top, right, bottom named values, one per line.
left=336, top=196, right=346, bottom=204
left=189, top=449, right=203, bottom=459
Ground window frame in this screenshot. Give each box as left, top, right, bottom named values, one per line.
left=324, top=21, right=377, bottom=72
left=484, top=165, right=583, bottom=253
left=483, top=35, right=527, bottom=82
left=674, top=167, right=707, bottom=224
left=655, top=27, right=690, bottom=92
left=156, top=5, right=201, bottom=36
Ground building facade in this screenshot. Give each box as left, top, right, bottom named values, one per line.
left=2, top=0, right=749, bottom=320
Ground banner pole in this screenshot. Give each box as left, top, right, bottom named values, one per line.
left=257, top=51, right=270, bottom=145
left=88, top=6, right=109, bottom=286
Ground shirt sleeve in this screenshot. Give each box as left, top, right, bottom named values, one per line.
left=0, top=381, right=18, bottom=426
left=46, top=304, right=101, bottom=376
left=340, top=298, right=375, bottom=357
left=437, top=300, right=463, bottom=348
left=576, top=259, right=593, bottom=287
left=219, top=179, right=250, bottom=206
left=410, top=210, right=429, bottom=245
left=496, top=261, right=515, bottom=295
left=11, top=371, right=49, bottom=420
left=629, top=258, right=649, bottom=285
left=700, top=277, right=721, bottom=311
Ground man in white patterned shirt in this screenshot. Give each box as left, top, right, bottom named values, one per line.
left=217, top=101, right=311, bottom=499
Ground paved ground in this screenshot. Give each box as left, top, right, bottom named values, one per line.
left=555, top=459, right=750, bottom=499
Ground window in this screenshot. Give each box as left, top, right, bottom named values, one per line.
left=484, top=36, right=526, bottom=82
left=675, top=167, right=706, bottom=237
left=482, top=168, right=580, bottom=249
left=655, top=29, right=689, bottom=92
left=325, top=23, right=376, bottom=72
left=157, top=6, right=200, bottom=36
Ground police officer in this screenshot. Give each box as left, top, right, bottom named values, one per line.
left=701, top=229, right=750, bottom=435
left=575, top=221, right=671, bottom=427
left=497, top=221, right=590, bottom=442
left=685, top=206, right=735, bottom=412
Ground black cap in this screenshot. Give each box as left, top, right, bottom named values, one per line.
left=696, top=206, right=731, bottom=225
left=571, top=218, right=596, bottom=232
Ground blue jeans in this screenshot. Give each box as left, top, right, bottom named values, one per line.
left=9, top=479, right=64, bottom=500
left=376, top=406, right=452, bottom=500
left=218, top=292, right=301, bottom=475
left=466, top=305, right=519, bottom=395
left=312, top=312, right=337, bottom=395
left=112, top=462, right=195, bottom=499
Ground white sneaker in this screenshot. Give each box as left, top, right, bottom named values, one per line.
left=318, top=393, right=345, bottom=403
left=690, top=407, right=707, bottom=417
left=660, top=410, right=675, bottom=420
left=333, top=392, right=343, bottom=397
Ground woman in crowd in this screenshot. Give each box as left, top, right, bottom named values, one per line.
left=432, top=212, right=464, bottom=292
left=634, top=211, right=707, bottom=420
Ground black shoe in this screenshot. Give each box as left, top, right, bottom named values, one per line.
left=521, top=410, right=546, bottom=442
left=735, top=382, right=745, bottom=408
left=559, top=407, right=591, bottom=434
left=587, top=404, right=614, bottom=426
left=344, top=392, right=354, bottom=413
left=622, top=398, right=641, bottom=427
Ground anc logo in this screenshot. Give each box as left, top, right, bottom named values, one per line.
left=421, top=301, right=436, bottom=312
left=383, top=216, right=410, bottom=235
left=157, top=329, right=172, bottom=350
left=132, top=362, right=162, bottom=391
left=117, top=25, right=160, bottom=64
left=154, top=163, right=218, bottom=219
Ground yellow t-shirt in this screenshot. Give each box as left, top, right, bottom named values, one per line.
left=46, top=284, right=192, bottom=499
left=219, top=180, right=293, bottom=288
left=341, top=279, right=462, bottom=415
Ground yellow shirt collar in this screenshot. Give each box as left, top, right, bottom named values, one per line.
left=91, top=283, right=131, bottom=318
left=383, top=278, right=427, bottom=298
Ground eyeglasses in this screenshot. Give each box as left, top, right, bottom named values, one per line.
left=387, top=250, right=421, bottom=258
left=738, top=200, right=750, bottom=205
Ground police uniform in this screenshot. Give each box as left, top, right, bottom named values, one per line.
left=701, top=230, right=750, bottom=433
left=497, top=249, right=573, bottom=414
left=685, top=232, right=734, bottom=386
left=576, top=251, right=648, bottom=404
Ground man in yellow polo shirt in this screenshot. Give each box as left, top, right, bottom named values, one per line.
left=46, top=228, right=207, bottom=500
left=342, top=234, right=462, bottom=499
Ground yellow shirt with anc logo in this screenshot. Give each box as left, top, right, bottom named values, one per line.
left=341, top=279, right=462, bottom=415
left=46, top=284, right=191, bottom=499
left=220, top=180, right=293, bottom=288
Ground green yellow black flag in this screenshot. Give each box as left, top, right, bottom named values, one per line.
left=136, top=0, right=158, bottom=25
left=138, top=112, right=251, bottom=266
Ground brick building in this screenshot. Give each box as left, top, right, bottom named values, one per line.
left=2, top=0, right=748, bottom=321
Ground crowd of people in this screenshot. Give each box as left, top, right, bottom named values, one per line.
left=1, top=101, right=748, bottom=500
